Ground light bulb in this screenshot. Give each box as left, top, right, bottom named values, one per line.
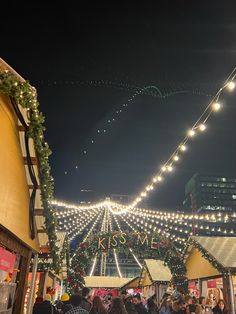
left=167, top=165, right=173, bottom=172
left=199, top=124, right=206, bottom=131
left=173, top=155, right=179, bottom=161
left=152, top=177, right=157, bottom=183
left=157, top=176, right=162, bottom=181
left=188, top=129, right=195, bottom=137
left=212, top=102, right=221, bottom=111
left=180, top=144, right=186, bottom=151
left=161, top=166, right=167, bottom=172
left=227, top=81, right=235, bottom=91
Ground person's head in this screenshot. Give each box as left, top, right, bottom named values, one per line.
left=61, top=293, right=70, bottom=302
left=70, top=294, right=82, bottom=307
left=110, top=297, right=124, bottom=310
left=93, top=296, right=106, bottom=311
left=44, top=294, right=51, bottom=302
left=217, top=299, right=226, bottom=310
left=132, top=294, right=142, bottom=305
left=199, top=296, right=206, bottom=306
left=184, top=295, right=192, bottom=305
left=82, top=287, right=90, bottom=298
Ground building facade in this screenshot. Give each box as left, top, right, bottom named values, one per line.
left=183, top=173, right=236, bottom=213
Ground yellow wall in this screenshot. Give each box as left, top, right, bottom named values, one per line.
left=186, top=248, right=220, bottom=279
left=0, top=93, right=39, bottom=251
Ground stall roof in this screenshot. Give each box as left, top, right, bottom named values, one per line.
left=120, top=276, right=140, bottom=289
left=189, top=236, right=236, bottom=269
left=84, top=276, right=131, bottom=288
left=139, top=259, right=171, bottom=286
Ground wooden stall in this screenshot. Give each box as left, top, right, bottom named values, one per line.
left=185, top=236, right=236, bottom=314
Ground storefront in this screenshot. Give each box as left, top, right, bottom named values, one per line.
left=0, top=59, right=58, bottom=313
left=139, top=259, right=171, bottom=303
left=185, top=236, right=236, bottom=314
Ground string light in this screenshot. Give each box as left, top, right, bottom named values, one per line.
left=227, top=81, right=235, bottom=91
left=212, top=102, right=221, bottom=112
left=199, top=124, right=206, bottom=131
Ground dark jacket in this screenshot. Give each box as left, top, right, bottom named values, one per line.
left=80, top=298, right=92, bottom=312
left=212, top=306, right=228, bottom=314
left=135, top=303, right=147, bottom=314
left=33, top=300, right=58, bottom=314
left=124, top=299, right=138, bottom=314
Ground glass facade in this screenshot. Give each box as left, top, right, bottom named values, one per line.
left=183, top=174, right=236, bottom=212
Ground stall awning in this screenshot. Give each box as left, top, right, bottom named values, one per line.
left=120, top=276, right=140, bottom=289
left=185, top=236, right=236, bottom=279
left=139, top=259, right=171, bottom=286
left=84, top=276, right=131, bottom=289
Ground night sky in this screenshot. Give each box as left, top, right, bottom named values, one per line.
left=1, top=2, right=236, bottom=209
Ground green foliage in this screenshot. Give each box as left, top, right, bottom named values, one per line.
left=0, top=70, right=60, bottom=272
left=68, top=232, right=188, bottom=293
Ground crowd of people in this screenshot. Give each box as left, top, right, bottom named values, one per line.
left=32, top=288, right=229, bottom=314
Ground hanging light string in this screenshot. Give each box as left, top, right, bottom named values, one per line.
left=109, top=208, right=142, bottom=268
left=129, top=68, right=236, bottom=208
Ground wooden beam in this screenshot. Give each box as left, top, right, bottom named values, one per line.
left=37, top=229, right=47, bottom=234
left=28, top=184, right=40, bottom=189
left=23, top=156, right=38, bottom=165
left=18, top=125, right=25, bottom=131
left=34, top=208, right=44, bottom=216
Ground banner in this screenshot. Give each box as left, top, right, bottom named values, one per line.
left=0, top=247, right=16, bottom=273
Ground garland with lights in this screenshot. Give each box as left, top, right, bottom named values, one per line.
left=67, top=231, right=188, bottom=293
left=0, top=71, right=60, bottom=272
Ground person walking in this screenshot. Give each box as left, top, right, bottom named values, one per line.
left=109, top=297, right=128, bottom=314
left=33, top=294, right=58, bottom=314
left=212, top=300, right=228, bottom=314
left=90, top=296, right=108, bottom=314
left=80, top=288, right=92, bottom=312
left=132, top=294, right=147, bottom=314
left=66, top=295, right=89, bottom=314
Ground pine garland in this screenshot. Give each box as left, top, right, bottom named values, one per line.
left=68, top=232, right=188, bottom=293
left=0, top=70, right=60, bottom=272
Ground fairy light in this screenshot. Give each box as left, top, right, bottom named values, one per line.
left=212, top=102, right=221, bottom=112
left=227, top=81, right=235, bottom=91
left=199, top=124, right=206, bottom=131
left=114, top=249, right=123, bottom=277
left=89, top=254, right=98, bottom=276
left=188, top=129, right=195, bottom=137
left=180, top=144, right=186, bottom=151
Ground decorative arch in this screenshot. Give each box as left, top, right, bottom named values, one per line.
left=67, top=231, right=188, bottom=293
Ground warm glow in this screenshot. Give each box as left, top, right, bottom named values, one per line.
left=167, top=165, right=173, bottom=172
left=180, top=144, right=186, bottom=151
left=227, top=81, right=235, bottom=91
left=173, top=155, right=179, bottom=161
left=212, top=102, right=221, bottom=111
left=161, top=166, right=167, bottom=172
left=157, top=176, right=162, bottom=181
left=199, top=124, right=206, bottom=131
left=188, top=129, right=195, bottom=137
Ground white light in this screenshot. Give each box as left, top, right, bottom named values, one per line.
left=188, top=129, right=195, bottom=137
left=161, top=166, right=167, bottom=172
left=167, top=165, right=173, bottom=172
left=180, top=144, right=186, bottom=151
left=212, top=102, right=221, bottom=111
left=173, top=155, right=179, bottom=161
left=227, top=81, right=235, bottom=91
left=141, top=192, right=147, bottom=197
left=157, top=176, right=162, bottom=181
left=199, top=124, right=206, bottom=131
left=152, top=177, right=157, bottom=183
left=146, top=186, right=150, bottom=191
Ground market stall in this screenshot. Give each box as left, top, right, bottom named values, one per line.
left=139, top=259, right=171, bottom=303
left=185, top=236, right=236, bottom=314
left=0, top=58, right=58, bottom=313
left=84, top=276, right=131, bottom=299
